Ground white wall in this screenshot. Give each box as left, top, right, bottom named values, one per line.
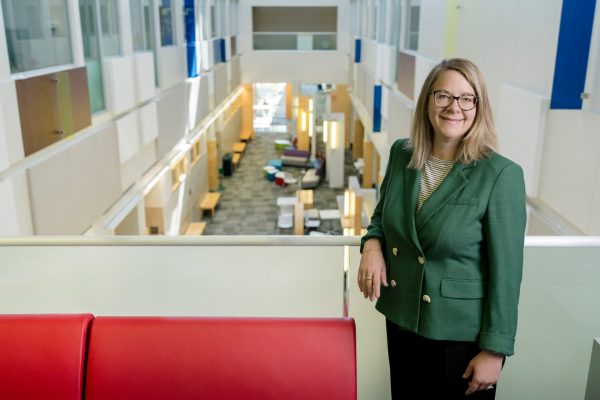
left=27, top=124, right=122, bottom=235
left=157, top=46, right=188, bottom=90
left=156, top=83, right=188, bottom=158
left=454, top=0, right=562, bottom=96
left=242, top=52, right=349, bottom=84
left=0, top=173, right=33, bottom=235
left=538, top=110, right=600, bottom=235
left=103, top=56, right=136, bottom=114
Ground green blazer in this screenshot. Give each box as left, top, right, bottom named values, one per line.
left=361, top=139, right=526, bottom=356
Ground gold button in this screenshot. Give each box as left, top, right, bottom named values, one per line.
left=418, top=256, right=425, bottom=265
left=422, top=294, right=431, bottom=303
left=392, top=247, right=398, bottom=256
left=390, top=280, right=397, bottom=288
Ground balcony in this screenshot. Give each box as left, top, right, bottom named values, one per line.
left=1, top=235, right=599, bottom=399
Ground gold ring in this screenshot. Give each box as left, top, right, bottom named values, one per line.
left=365, top=277, right=373, bottom=280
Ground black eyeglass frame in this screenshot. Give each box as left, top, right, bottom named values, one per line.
left=430, top=90, right=479, bottom=111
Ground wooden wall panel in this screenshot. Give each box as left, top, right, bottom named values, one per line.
left=331, top=85, right=351, bottom=149
left=207, top=140, right=219, bottom=191
left=16, top=67, right=91, bottom=156
left=363, top=141, right=374, bottom=189
left=353, top=120, right=364, bottom=160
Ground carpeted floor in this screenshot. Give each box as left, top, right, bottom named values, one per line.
left=203, top=127, right=358, bottom=235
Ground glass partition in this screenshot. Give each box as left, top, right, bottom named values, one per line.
left=99, top=0, right=120, bottom=56
left=253, top=33, right=337, bottom=51
left=79, top=0, right=105, bottom=113
left=159, top=0, right=175, bottom=46
left=1, top=0, right=73, bottom=73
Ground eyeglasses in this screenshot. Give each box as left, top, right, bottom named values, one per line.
left=431, top=90, right=479, bottom=111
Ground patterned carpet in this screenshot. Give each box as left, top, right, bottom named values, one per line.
left=203, top=127, right=357, bottom=235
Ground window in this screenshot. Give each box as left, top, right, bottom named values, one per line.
left=390, top=0, right=401, bottom=47
left=230, top=0, right=239, bottom=36
left=377, top=0, right=386, bottom=43
left=370, top=1, right=377, bottom=40
left=210, top=2, right=217, bottom=38
left=159, top=0, right=175, bottom=46
left=1, top=0, right=73, bottom=73
left=130, top=0, right=154, bottom=52
left=405, top=0, right=420, bottom=51
left=170, top=155, right=188, bottom=191
left=190, top=138, right=202, bottom=166
left=99, top=0, right=120, bottom=56
left=79, top=0, right=104, bottom=113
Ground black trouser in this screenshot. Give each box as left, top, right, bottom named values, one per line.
left=386, top=319, right=501, bottom=399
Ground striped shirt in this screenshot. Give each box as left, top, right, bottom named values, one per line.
left=416, top=155, right=455, bottom=213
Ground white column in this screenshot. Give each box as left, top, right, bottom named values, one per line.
left=67, top=0, right=85, bottom=66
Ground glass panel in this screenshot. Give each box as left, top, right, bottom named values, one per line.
left=130, top=0, right=147, bottom=51
left=199, top=0, right=209, bottom=40
left=79, top=0, right=105, bottom=113
left=391, top=0, right=401, bottom=47
left=253, top=33, right=337, bottom=51
left=406, top=0, right=419, bottom=50
left=370, top=3, right=377, bottom=39
left=99, top=0, right=120, bottom=56
left=1, top=0, right=73, bottom=73
left=159, top=0, right=175, bottom=46
left=230, top=35, right=237, bottom=56
left=253, top=33, right=296, bottom=50
left=210, top=4, right=216, bottom=38
left=377, top=0, right=386, bottom=43
left=313, top=34, right=337, bottom=51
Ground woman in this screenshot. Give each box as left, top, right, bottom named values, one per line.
left=357, top=58, right=526, bottom=399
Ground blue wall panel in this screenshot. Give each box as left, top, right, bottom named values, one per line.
left=355, top=39, right=361, bottom=63
left=184, top=0, right=198, bottom=77
left=373, top=85, right=382, bottom=132
left=550, top=0, right=597, bottom=109
left=220, top=38, right=227, bottom=63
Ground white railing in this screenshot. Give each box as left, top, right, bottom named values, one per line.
left=1, top=235, right=599, bottom=400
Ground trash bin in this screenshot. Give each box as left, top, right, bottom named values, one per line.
left=222, top=152, right=233, bottom=176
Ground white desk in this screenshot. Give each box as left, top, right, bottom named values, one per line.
left=277, top=197, right=297, bottom=207
left=319, top=209, right=341, bottom=220
left=319, top=209, right=341, bottom=232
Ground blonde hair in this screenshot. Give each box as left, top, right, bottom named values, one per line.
left=406, top=58, right=497, bottom=170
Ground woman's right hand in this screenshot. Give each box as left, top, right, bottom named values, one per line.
left=357, top=239, right=388, bottom=301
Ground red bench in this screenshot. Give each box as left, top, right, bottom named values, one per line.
left=0, top=315, right=356, bottom=400
left=0, top=313, right=93, bottom=400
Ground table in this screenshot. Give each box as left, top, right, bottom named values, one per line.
left=319, top=209, right=341, bottom=232
left=199, top=192, right=222, bottom=217
left=240, top=130, right=251, bottom=142
left=184, top=222, right=206, bottom=235
left=277, top=196, right=297, bottom=207
left=232, top=152, right=241, bottom=168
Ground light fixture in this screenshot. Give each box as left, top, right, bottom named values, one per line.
left=301, top=111, right=307, bottom=132
left=308, top=112, right=313, bottom=137
left=323, top=121, right=328, bottom=143
left=344, top=190, right=351, bottom=218
left=330, top=121, right=338, bottom=149
left=308, top=98, right=314, bottom=112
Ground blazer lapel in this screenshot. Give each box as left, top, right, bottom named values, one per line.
left=404, top=166, right=422, bottom=252
left=415, top=162, right=473, bottom=233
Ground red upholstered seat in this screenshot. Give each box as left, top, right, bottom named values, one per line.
left=85, top=317, right=356, bottom=400
left=0, top=314, right=94, bottom=400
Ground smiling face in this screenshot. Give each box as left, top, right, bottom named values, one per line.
left=428, top=70, right=477, bottom=149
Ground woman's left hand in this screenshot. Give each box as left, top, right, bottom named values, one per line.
left=462, top=350, right=504, bottom=395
